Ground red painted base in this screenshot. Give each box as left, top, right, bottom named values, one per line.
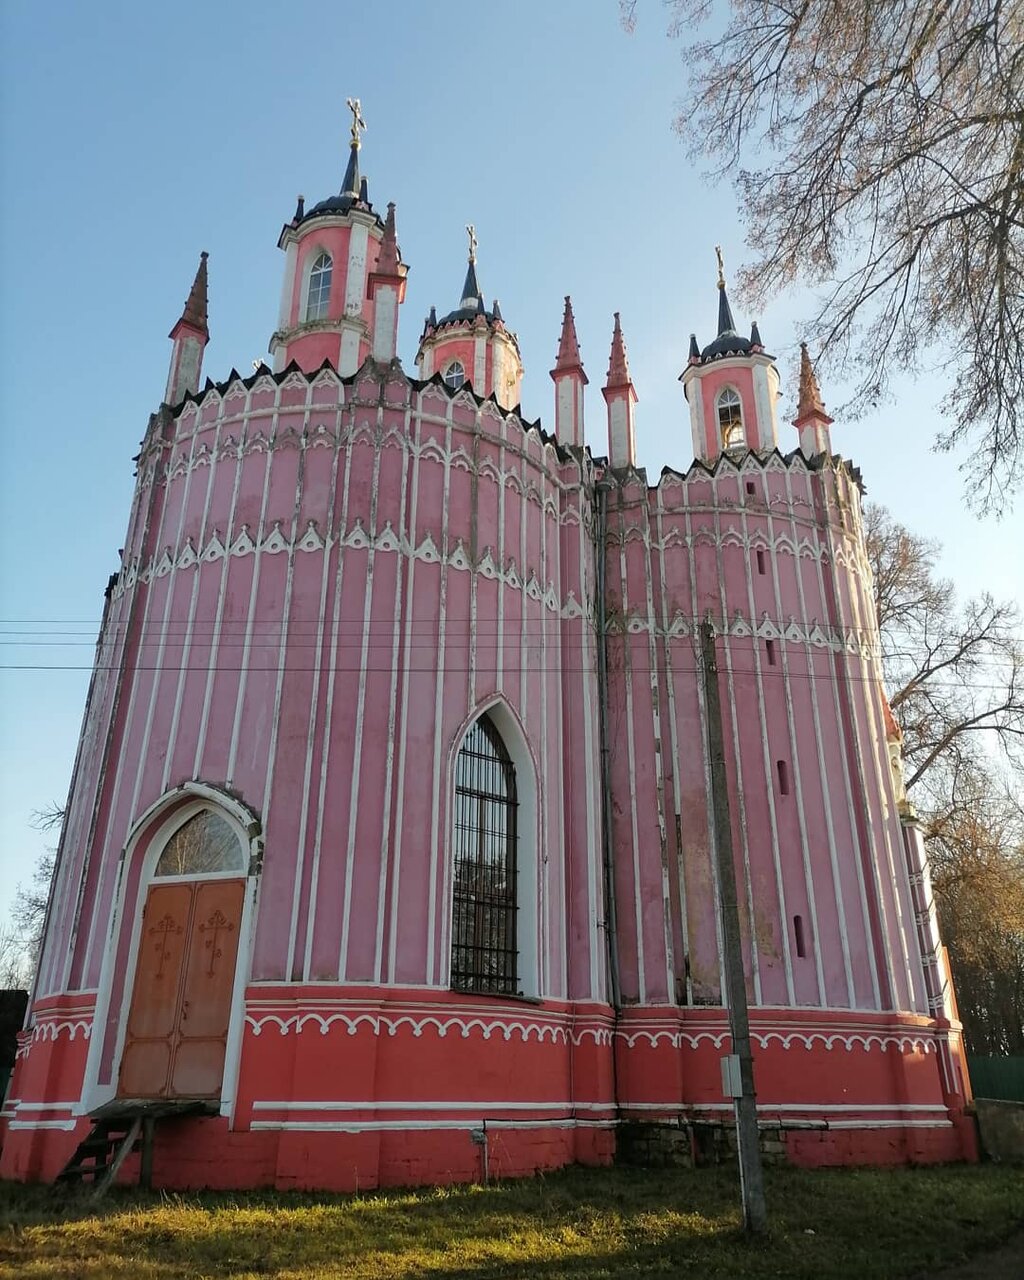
left=0, top=989, right=977, bottom=1190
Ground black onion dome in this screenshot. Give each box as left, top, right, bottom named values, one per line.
left=435, top=303, right=500, bottom=326
left=700, top=329, right=753, bottom=361
left=297, top=139, right=383, bottom=228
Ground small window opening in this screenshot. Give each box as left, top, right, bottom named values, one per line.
left=443, top=360, right=466, bottom=391
left=776, top=759, right=790, bottom=795
left=305, top=252, right=332, bottom=321
left=717, top=387, right=745, bottom=449
left=765, top=638, right=777, bottom=666
left=745, top=481, right=756, bottom=496
left=756, top=548, right=766, bottom=575
left=793, top=914, right=806, bottom=958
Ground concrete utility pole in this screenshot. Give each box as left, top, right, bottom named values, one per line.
left=699, top=619, right=768, bottom=1235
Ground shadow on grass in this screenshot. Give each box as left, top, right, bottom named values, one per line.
left=1, top=1164, right=1022, bottom=1279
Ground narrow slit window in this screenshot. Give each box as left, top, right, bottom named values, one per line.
left=765, top=638, right=777, bottom=666
left=756, top=548, right=766, bottom=575
left=794, top=914, right=806, bottom=958
left=746, top=481, right=756, bottom=496
left=777, top=759, right=790, bottom=795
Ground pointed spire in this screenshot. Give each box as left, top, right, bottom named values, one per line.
left=376, top=202, right=402, bottom=276
left=553, top=296, right=588, bottom=377
left=551, top=295, right=588, bottom=446
left=715, top=245, right=736, bottom=336
left=795, top=343, right=829, bottom=421
left=492, top=298, right=503, bottom=323
left=171, top=251, right=209, bottom=338
left=428, top=305, right=437, bottom=328
left=688, top=333, right=700, bottom=364
left=750, top=321, right=763, bottom=350
left=605, top=312, right=632, bottom=389
left=341, top=96, right=366, bottom=197
left=293, top=194, right=305, bottom=222
left=460, top=223, right=482, bottom=308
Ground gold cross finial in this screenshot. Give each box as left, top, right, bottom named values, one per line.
left=346, top=97, right=366, bottom=147
left=466, top=223, right=477, bottom=263
left=715, top=245, right=726, bottom=290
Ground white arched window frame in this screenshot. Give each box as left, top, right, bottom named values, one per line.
left=304, top=250, right=333, bottom=321
left=443, top=360, right=466, bottom=391
left=716, top=386, right=745, bottom=449
left=81, top=784, right=263, bottom=1121
left=446, top=701, right=539, bottom=999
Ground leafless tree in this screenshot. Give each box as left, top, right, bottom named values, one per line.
left=864, top=503, right=1023, bottom=808
left=624, top=0, right=1024, bottom=511
left=864, top=501, right=1024, bottom=1051
left=926, top=775, right=1024, bottom=1053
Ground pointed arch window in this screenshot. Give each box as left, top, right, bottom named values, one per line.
left=305, top=252, right=332, bottom=321
left=154, top=810, right=244, bottom=877
left=443, top=360, right=466, bottom=391
left=451, top=715, right=518, bottom=995
left=717, top=386, right=745, bottom=449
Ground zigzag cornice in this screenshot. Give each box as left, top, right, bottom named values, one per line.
left=611, top=606, right=879, bottom=658
left=137, top=405, right=597, bottom=500
left=110, top=520, right=595, bottom=623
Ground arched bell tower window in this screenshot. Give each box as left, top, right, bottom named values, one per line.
left=154, top=810, right=245, bottom=878
left=717, top=386, right=745, bottom=449
left=451, top=715, right=518, bottom=995
left=443, top=360, right=466, bottom=391
left=305, top=251, right=332, bottom=321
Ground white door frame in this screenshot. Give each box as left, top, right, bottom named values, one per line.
left=79, top=781, right=264, bottom=1123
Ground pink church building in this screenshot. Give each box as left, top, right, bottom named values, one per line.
left=1, top=110, right=976, bottom=1190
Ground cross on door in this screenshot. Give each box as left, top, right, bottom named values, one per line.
left=198, top=908, right=234, bottom=977
left=149, top=913, right=182, bottom=979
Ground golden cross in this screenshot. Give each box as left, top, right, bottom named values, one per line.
left=466, top=223, right=477, bottom=264
left=715, top=244, right=726, bottom=290
left=346, top=97, right=366, bottom=147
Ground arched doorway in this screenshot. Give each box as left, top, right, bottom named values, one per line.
left=118, top=808, right=246, bottom=1100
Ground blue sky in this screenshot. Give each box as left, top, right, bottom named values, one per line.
left=1, top=0, right=1021, bottom=922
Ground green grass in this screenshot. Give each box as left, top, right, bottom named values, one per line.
left=1, top=1164, right=1022, bottom=1278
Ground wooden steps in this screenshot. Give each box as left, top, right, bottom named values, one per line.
left=56, top=1116, right=144, bottom=1194
left=55, top=1098, right=218, bottom=1197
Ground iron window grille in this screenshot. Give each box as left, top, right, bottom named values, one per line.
left=451, top=716, right=519, bottom=995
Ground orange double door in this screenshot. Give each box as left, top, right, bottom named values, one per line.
left=118, top=878, right=244, bottom=1099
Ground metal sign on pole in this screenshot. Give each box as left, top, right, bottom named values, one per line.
left=700, top=619, right=768, bottom=1234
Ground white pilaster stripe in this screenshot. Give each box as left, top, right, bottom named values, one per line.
left=763, top=492, right=827, bottom=1004
left=784, top=468, right=854, bottom=1005
left=339, top=421, right=385, bottom=978
left=301, top=407, right=357, bottom=979
left=373, top=401, right=411, bottom=983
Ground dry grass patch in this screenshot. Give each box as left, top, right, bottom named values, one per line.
left=1, top=1164, right=1022, bottom=1278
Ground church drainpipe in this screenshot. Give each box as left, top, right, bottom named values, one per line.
left=595, top=479, right=622, bottom=1012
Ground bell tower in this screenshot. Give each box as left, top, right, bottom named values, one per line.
left=416, top=226, right=523, bottom=408
left=270, top=99, right=405, bottom=376
left=679, top=249, right=781, bottom=465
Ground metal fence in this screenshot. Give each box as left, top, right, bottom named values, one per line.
left=968, top=1055, right=1024, bottom=1103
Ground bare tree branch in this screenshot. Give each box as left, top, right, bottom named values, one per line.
left=634, top=0, right=1024, bottom=511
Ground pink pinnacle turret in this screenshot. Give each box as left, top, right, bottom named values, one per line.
left=605, top=312, right=632, bottom=390
left=173, top=251, right=209, bottom=339
left=552, top=296, right=587, bottom=378
left=376, top=203, right=403, bottom=277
